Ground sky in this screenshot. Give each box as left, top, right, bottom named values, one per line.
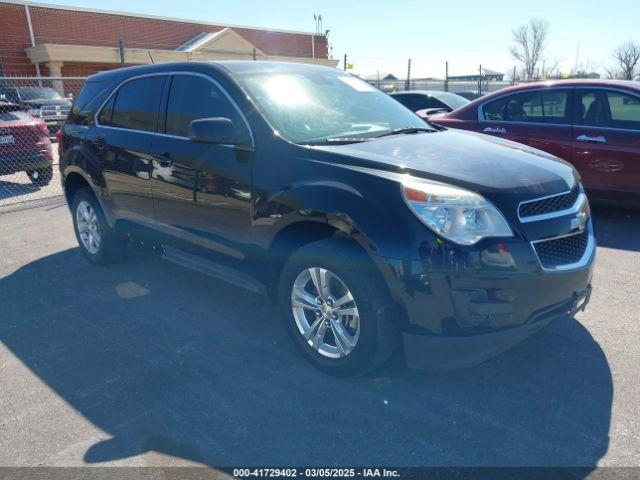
left=31, top=0, right=639, bottom=79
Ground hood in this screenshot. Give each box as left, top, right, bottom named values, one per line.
left=309, top=129, right=577, bottom=200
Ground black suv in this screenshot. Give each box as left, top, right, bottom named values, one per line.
left=59, top=62, right=595, bottom=375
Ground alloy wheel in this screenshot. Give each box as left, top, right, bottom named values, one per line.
left=76, top=200, right=101, bottom=255
left=291, top=267, right=360, bottom=359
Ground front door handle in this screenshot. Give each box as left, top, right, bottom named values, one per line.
left=576, top=134, right=606, bottom=144
left=154, top=151, right=174, bottom=167
left=483, top=127, right=507, bottom=134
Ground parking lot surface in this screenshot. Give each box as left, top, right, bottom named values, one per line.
left=0, top=201, right=639, bottom=469
left=0, top=147, right=62, bottom=210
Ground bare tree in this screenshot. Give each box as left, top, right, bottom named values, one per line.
left=609, top=41, right=640, bottom=80
left=510, top=19, right=550, bottom=81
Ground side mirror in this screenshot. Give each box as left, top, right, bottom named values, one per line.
left=188, top=117, right=250, bottom=147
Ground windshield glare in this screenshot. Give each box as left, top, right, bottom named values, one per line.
left=18, top=88, right=63, bottom=101
left=238, top=70, right=428, bottom=144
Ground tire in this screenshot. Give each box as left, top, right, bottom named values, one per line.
left=278, top=238, right=399, bottom=376
left=27, top=166, right=53, bottom=186
left=71, top=187, right=126, bottom=265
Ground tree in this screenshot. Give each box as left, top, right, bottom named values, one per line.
left=608, top=41, right=640, bottom=80
left=510, top=19, right=550, bottom=81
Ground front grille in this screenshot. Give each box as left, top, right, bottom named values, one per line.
left=519, top=185, right=580, bottom=219
left=41, top=106, right=70, bottom=117
left=533, top=230, right=589, bottom=269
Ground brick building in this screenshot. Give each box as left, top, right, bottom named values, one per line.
left=0, top=0, right=337, bottom=79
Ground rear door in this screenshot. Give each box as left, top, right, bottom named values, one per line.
left=96, top=75, right=166, bottom=224
left=478, top=88, right=574, bottom=162
left=572, top=88, right=640, bottom=194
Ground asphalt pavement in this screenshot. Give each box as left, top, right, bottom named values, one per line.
left=0, top=200, right=639, bottom=471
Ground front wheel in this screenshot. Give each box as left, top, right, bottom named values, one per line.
left=27, top=166, right=53, bottom=186
left=278, top=239, right=399, bottom=376
left=71, top=187, right=126, bottom=264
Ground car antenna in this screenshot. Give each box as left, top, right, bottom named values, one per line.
left=147, top=51, right=155, bottom=64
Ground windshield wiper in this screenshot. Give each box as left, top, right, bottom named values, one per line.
left=301, top=137, right=372, bottom=146
left=374, top=127, right=436, bottom=138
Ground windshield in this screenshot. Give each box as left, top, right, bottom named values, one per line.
left=236, top=70, right=429, bottom=144
left=18, top=88, right=63, bottom=101
left=435, top=92, right=470, bottom=110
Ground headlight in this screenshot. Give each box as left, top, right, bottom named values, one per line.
left=402, top=178, right=512, bottom=245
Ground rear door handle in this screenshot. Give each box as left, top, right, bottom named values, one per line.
left=154, top=151, right=174, bottom=167
left=483, top=127, right=507, bottom=134
left=576, top=134, right=606, bottom=144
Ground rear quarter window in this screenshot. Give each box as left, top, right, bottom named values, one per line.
left=68, top=80, right=109, bottom=126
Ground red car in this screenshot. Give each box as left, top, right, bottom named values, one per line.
left=0, top=100, right=54, bottom=185
left=429, top=80, right=640, bottom=203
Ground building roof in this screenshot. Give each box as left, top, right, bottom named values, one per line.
left=363, top=73, right=398, bottom=81
left=1, top=0, right=317, bottom=36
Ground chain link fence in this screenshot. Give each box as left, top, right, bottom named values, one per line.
left=0, top=76, right=85, bottom=210
left=368, top=78, right=513, bottom=96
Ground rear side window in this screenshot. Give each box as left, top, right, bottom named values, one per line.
left=483, top=98, right=507, bottom=120
left=99, top=76, right=164, bottom=132
left=483, top=90, right=569, bottom=124
left=165, top=75, right=245, bottom=137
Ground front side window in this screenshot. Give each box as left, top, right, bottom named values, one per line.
left=100, top=76, right=164, bottom=132
left=165, top=75, right=245, bottom=137
left=483, top=90, right=569, bottom=124
left=579, top=90, right=640, bottom=130
left=578, top=89, right=640, bottom=130
left=236, top=70, right=427, bottom=144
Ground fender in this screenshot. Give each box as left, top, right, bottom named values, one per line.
left=259, top=177, right=425, bottom=262
left=61, top=144, right=117, bottom=227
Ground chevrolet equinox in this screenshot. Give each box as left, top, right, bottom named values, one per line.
left=59, top=62, right=595, bottom=375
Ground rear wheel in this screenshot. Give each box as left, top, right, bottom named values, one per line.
left=27, top=166, right=53, bottom=186
left=278, top=239, right=399, bottom=376
left=72, top=187, right=126, bottom=264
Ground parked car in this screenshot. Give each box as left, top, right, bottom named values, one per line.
left=429, top=80, right=640, bottom=203
left=456, top=90, right=486, bottom=101
left=60, top=62, right=594, bottom=375
left=0, top=100, right=54, bottom=185
left=390, top=90, right=470, bottom=117
left=0, top=86, right=72, bottom=139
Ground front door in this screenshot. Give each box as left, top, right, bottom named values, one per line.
left=95, top=75, right=165, bottom=224
left=573, top=88, right=640, bottom=195
left=150, top=73, right=254, bottom=264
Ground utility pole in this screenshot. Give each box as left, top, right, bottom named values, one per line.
left=444, top=61, right=449, bottom=92
left=343, top=53, right=347, bottom=71
left=405, top=58, right=412, bottom=91
left=252, top=48, right=256, bottom=61
left=119, top=39, right=125, bottom=67
left=478, top=64, right=482, bottom=95
left=512, top=65, right=516, bottom=85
